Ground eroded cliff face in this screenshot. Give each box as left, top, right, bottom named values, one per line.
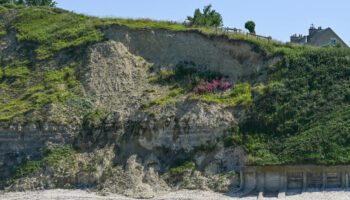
left=0, top=26, right=275, bottom=197
left=103, top=25, right=271, bottom=82
left=0, top=123, right=76, bottom=178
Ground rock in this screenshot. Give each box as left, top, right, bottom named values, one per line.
left=0, top=24, right=272, bottom=198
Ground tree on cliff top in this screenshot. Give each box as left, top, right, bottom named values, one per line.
left=245, top=20, right=256, bottom=34
left=0, top=0, right=57, bottom=7
left=186, top=4, right=223, bottom=27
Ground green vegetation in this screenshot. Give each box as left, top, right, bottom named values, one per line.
left=0, top=8, right=95, bottom=124
left=148, top=87, right=186, bottom=107
left=146, top=63, right=256, bottom=109
left=1, top=5, right=350, bottom=167
left=125, top=21, right=350, bottom=166
left=199, top=82, right=253, bottom=107
left=82, top=108, right=106, bottom=128
left=229, top=48, right=350, bottom=165
left=13, top=7, right=104, bottom=60
left=0, top=60, right=80, bottom=122
left=245, top=20, right=256, bottom=34
left=0, top=30, right=6, bottom=37
left=144, top=88, right=155, bottom=93
left=144, top=62, right=224, bottom=108
left=14, top=160, right=41, bottom=178
left=0, top=4, right=282, bottom=61
left=114, top=18, right=186, bottom=31
left=151, top=62, right=222, bottom=87
left=146, top=161, right=157, bottom=167
left=0, top=5, right=188, bottom=61
left=2, top=0, right=57, bottom=7
left=186, top=4, right=223, bottom=27
left=22, top=0, right=56, bottom=7
left=146, top=64, right=258, bottom=109
left=3, top=61, right=31, bottom=83
left=82, top=161, right=97, bottom=172
left=169, top=161, right=195, bottom=178
left=335, top=41, right=343, bottom=48
left=9, top=145, right=74, bottom=182
left=0, top=5, right=281, bottom=124
left=42, top=145, right=74, bottom=170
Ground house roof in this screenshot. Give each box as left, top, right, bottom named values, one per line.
left=291, top=27, right=349, bottom=48
left=327, top=28, right=349, bottom=48
left=309, top=28, right=349, bottom=48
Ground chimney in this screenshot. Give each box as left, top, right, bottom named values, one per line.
left=309, top=24, right=317, bottom=36
left=291, top=33, right=302, bottom=43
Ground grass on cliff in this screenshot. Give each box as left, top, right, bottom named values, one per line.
left=200, top=82, right=253, bottom=107
left=0, top=5, right=188, bottom=60
left=167, top=160, right=196, bottom=184
left=10, top=145, right=74, bottom=181
left=0, top=4, right=285, bottom=61
left=0, top=5, right=268, bottom=123
left=144, top=62, right=223, bottom=108
left=112, top=18, right=187, bottom=31
left=12, top=7, right=104, bottom=60
left=146, top=63, right=256, bottom=108
left=0, top=60, right=83, bottom=123
left=142, top=42, right=350, bottom=166
left=227, top=47, right=350, bottom=165
left=2, top=5, right=350, bottom=166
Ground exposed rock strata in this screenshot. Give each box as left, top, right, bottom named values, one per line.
left=0, top=26, right=277, bottom=197
left=0, top=123, right=75, bottom=178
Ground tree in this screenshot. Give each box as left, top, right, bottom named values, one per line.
left=0, top=0, right=15, bottom=4
left=335, top=41, right=343, bottom=48
left=186, top=4, right=223, bottom=27
left=25, top=0, right=56, bottom=7
left=0, top=0, right=56, bottom=7
left=245, top=21, right=256, bottom=34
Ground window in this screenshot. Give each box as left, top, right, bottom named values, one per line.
left=330, top=38, right=336, bottom=46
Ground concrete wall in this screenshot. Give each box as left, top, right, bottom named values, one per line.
left=240, top=165, right=350, bottom=196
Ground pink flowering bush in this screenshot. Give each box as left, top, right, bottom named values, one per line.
left=194, top=77, right=232, bottom=94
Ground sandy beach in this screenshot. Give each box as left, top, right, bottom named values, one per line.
left=1, top=189, right=350, bottom=200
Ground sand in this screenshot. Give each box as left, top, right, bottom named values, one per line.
left=1, top=189, right=350, bottom=200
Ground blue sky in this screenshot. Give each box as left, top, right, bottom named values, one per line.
left=55, top=0, right=350, bottom=45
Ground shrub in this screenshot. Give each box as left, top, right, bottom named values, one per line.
left=345, top=90, right=350, bottom=102
left=169, top=161, right=195, bottom=178
left=200, top=82, right=253, bottom=106
left=236, top=48, right=350, bottom=165
left=14, top=160, right=41, bottom=178
left=10, top=145, right=73, bottom=181
left=82, top=108, right=105, bottom=128
left=152, top=62, right=223, bottom=90
left=144, top=88, right=155, bottom=93
left=0, top=0, right=11, bottom=4
left=245, top=20, right=256, bottom=34
left=9, top=0, right=57, bottom=7
left=186, top=4, right=223, bottom=27
left=0, top=30, right=6, bottom=37
left=42, top=145, right=74, bottom=170
left=194, top=77, right=232, bottom=94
